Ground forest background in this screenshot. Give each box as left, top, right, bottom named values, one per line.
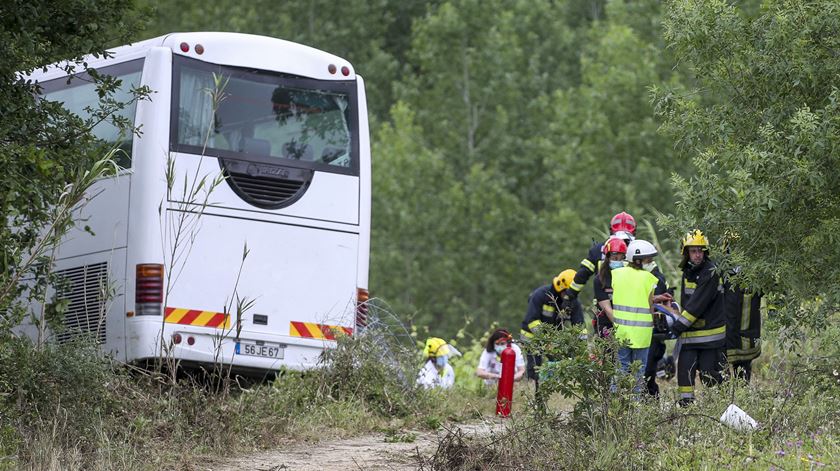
left=136, top=0, right=696, bottom=337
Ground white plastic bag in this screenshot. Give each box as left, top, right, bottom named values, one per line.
left=720, top=403, right=758, bottom=431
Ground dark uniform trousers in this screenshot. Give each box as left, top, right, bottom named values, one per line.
left=677, top=347, right=726, bottom=397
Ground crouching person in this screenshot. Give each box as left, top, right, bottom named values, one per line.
left=417, top=337, right=456, bottom=389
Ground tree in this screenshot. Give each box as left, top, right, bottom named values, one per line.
left=137, top=0, right=435, bottom=120
left=370, top=103, right=576, bottom=333
left=0, top=0, right=145, bottom=329
left=656, top=0, right=840, bottom=327
left=548, top=1, right=687, bottom=225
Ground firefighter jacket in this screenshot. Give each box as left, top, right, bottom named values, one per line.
left=521, top=285, right=583, bottom=339
left=680, top=264, right=699, bottom=306
left=723, top=277, right=762, bottom=363
left=671, top=259, right=726, bottom=349
left=568, top=242, right=603, bottom=297
left=610, top=266, right=658, bottom=349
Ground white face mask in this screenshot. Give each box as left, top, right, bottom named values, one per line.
left=643, top=262, right=656, bottom=272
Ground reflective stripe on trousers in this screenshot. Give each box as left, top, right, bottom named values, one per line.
left=678, top=385, right=694, bottom=399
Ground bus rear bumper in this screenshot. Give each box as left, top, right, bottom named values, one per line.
left=126, top=320, right=341, bottom=373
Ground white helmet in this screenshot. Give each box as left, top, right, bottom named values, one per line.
left=626, top=239, right=657, bottom=261
left=613, top=230, right=635, bottom=243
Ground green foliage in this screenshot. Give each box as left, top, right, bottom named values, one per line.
left=656, top=0, right=840, bottom=328
left=523, top=327, right=642, bottom=437
left=0, top=337, right=121, bottom=455
left=377, top=0, right=687, bottom=335
left=428, top=327, right=840, bottom=469
left=0, top=0, right=147, bottom=329
left=292, top=332, right=423, bottom=417
left=137, top=0, right=433, bottom=119
left=0, top=329, right=485, bottom=469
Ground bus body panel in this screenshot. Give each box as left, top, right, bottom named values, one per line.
left=162, top=210, right=359, bottom=329
left=54, top=174, right=131, bottom=361
left=355, top=77, right=371, bottom=291
left=54, top=175, right=131, bottom=259
left=128, top=211, right=358, bottom=370
left=123, top=46, right=172, bottom=363
left=16, top=248, right=129, bottom=362
left=165, top=153, right=359, bottom=225
left=162, top=32, right=354, bottom=81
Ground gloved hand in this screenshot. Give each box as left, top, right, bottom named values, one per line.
left=652, top=312, right=669, bottom=333
left=560, top=293, right=576, bottom=312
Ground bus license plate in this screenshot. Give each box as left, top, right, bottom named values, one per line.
left=236, top=342, right=285, bottom=359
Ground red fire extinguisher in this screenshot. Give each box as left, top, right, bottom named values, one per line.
left=496, top=342, right=516, bottom=417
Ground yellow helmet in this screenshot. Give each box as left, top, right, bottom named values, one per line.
left=680, top=229, right=710, bottom=253
left=553, top=269, right=576, bottom=292
left=423, top=337, right=450, bottom=358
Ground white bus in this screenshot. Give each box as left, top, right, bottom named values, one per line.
left=25, top=32, right=371, bottom=375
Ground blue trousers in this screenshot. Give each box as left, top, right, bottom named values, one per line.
left=618, top=346, right=649, bottom=394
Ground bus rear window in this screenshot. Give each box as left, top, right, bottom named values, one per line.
left=172, top=56, right=358, bottom=174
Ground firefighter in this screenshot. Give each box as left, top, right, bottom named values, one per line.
left=563, top=211, right=637, bottom=311
left=520, top=269, right=583, bottom=385
left=723, top=271, right=762, bottom=382
left=416, top=337, right=456, bottom=389
left=670, top=230, right=727, bottom=405
left=610, top=239, right=660, bottom=393
left=593, top=236, right=628, bottom=337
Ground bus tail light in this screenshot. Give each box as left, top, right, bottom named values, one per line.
left=136, top=264, right=164, bottom=316
left=355, top=287, right=369, bottom=331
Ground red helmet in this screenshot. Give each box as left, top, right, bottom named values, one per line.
left=610, top=211, right=636, bottom=235
left=602, top=236, right=628, bottom=256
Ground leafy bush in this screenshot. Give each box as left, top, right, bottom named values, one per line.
left=0, top=320, right=486, bottom=469
left=426, top=325, right=840, bottom=470
left=0, top=337, right=124, bottom=453
left=276, top=329, right=424, bottom=418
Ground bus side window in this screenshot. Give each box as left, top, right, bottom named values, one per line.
left=38, top=60, right=144, bottom=169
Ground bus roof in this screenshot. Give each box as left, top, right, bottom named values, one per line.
left=27, top=32, right=356, bottom=83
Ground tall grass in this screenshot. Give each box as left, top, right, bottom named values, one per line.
left=0, top=321, right=490, bottom=470
left=422, top=321, right=840, bottom=470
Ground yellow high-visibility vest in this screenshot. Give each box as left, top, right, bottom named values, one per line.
left=610, top=266, right=658, bottom=348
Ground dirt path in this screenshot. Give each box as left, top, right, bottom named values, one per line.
left=211, top=421, right=504, bottom=471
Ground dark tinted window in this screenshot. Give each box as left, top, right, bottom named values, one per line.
left=39, top=60, right=144, bottom=168
left=172, top=56, right=358, bottom=175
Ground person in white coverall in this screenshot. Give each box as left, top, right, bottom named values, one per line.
left=417, top=337, right=456, bottom=389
